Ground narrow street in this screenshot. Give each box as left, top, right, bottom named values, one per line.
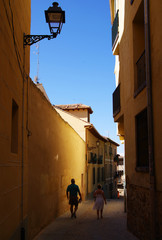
left=34, top=198, right=138, bottom=240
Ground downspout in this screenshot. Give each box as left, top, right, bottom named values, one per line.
left=144, top=1, right=157, bottom=239
left=21, top=41, right=25, bottom=240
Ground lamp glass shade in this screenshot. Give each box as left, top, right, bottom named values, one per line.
left=47, top=12, right=63, bottom=22
left=45, top=9, right=65, bottom=34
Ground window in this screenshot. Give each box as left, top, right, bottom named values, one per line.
left=11, top=99, right=18, bottom=153
left=105, top=144, right=108, bottom=155
left=89, top=152, right=97, bottom=164
left=133, top=0, right=146, bottom=97
left=93, top=168, right=95, bottom=185
left=114, top=148, right=116, bottom=157
left=136, top=109, right=149, bottom=169
left=113, top=84, right=120, bottom=116
left=97, top=168, right=100, bottom=182
left=81, top=174, right=84, bottom=190
left=109, top=182, right=113, bottom=191
left=136, top=50, right=146, bottom=94
left=109, top=146, right=112, bottom=157
left=102, top=167, right=105, bottom=181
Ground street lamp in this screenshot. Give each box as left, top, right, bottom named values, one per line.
left=45, top=2, right=65, bottom=35
left=96, top=140, right=100, bottom=147
left=24, top=2, right=65, bottom=46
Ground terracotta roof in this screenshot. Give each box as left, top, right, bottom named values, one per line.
left=104, top=137, right=120, bottom=146
left=85, top=125, right=107, bottom=142
left=54, top=104, right=93, bottom=114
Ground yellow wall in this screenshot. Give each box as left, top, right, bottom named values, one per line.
left=150, top=0, right=162, bottom=192
left=117, top=0, right=162, bottom=189
left=0, top=0, right=30, bottom=239
left=28, top=81, right=86, bottom=239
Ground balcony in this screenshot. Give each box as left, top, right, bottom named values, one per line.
left=88, top=152, right=97, bottom=164
left=134, top=51, right=146, bottom=97
left=98, top=155, right=103, bottom=164
left=112, top=10, right=119, bottom=52
left=114, top=172, right=119, bottom=179
left=114, top=154, right=119, bottom=163
left=113, top=84, right=120, bottom=117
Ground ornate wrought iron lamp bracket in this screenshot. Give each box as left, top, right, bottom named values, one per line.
left=24, top=33, right=57, bottom=46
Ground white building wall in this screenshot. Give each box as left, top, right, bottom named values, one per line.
left=66, top=109, right=89, bottom=122
left=54, top=107, right=90, bottom=141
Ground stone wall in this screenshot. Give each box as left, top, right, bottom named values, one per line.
left=127, top=183, right=151, bottom=240
left=127, top=181, right=162, bottom=240
left=157, top=191, right=162, bottom=239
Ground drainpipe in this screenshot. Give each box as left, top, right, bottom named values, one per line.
left=21, top=43, right=25, bottom=240
left=144, top=1, right=157, bottom=239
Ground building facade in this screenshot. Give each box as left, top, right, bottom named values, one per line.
left=85, top=125, right=107, bottom=198
left=104, top=138, right=119, bottom=198
left=55, top=104, right=111, bottom=198
left=0, top=0, right=30, bottom=239
left=0, top=2, right=87, bottom=239
left=109, top=0, right=162, bottom=239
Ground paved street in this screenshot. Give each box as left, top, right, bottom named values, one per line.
left=34, top=198, right=139, bottom=240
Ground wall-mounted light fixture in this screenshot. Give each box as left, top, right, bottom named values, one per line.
left=96, top=140, right=100, bottom=147
left=24, top=2, right=65, bottom=46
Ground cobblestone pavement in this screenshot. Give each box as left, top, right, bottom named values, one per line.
left=34, top=198, right=139, bottom=240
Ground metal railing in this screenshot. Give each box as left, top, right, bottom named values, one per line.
left=113, top=84, right=120, bottom=117
left=88, top=152, right=97, bottom=164
left=98, top=156, right=103, bottom=164
left=112, top=10, right=119, bottom=49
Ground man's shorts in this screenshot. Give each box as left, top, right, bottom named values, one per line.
left=69, top=196, right=78, bottom=207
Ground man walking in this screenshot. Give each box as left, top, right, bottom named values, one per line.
left=66, top=178, right=82, bottom=218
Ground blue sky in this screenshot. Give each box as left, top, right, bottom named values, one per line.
left=30, top=0, right=124, bottom=154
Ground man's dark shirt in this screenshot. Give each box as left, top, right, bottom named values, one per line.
left=66, top=183, right=80, bottom=197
